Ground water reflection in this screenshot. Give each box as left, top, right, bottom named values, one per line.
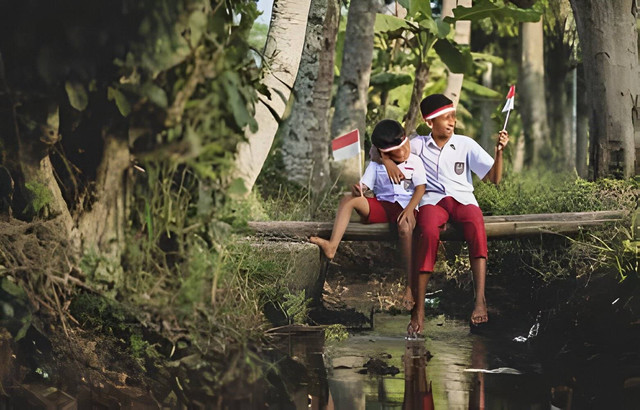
left=269, top=316, right=635, bottom=409
left=402, top=339, right=434, bottom=410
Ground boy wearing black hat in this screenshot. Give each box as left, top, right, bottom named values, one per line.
left=382, top=94, right=509, bottom=334
left=311, top=119, right=426, bottom=318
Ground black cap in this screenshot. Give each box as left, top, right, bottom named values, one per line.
left=420, top=94, right=455, bottom=120
left=371, top=119, right=405, bottom=151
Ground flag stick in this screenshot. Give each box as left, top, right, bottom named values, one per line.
left=358, top=134, right=363, bottom=196
left=502, top=109, right=511, bottom=132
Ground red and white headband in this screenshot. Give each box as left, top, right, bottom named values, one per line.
left=379, top=135, right=408, bottom=152
left=423, top=103, right=455, bottom=120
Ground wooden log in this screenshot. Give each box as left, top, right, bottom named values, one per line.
left=247, top=210, right=626, bottom=241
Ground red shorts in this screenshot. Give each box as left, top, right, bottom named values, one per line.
left=365, top=197, right=405, bottom=224
left=415, top=196, right=488, bottom=272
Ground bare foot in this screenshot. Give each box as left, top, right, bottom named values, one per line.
left=471, top=299, right=488, bottom=325
left=409, top=306, right=424, bottom=335
left=309, top=236, right=337, bottom=260
left=402, top=286, right=415, bottom=311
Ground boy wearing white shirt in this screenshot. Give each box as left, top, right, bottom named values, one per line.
left=383, top=94, right=509, bottom=334
left=311, top=120, right=426, bottom=319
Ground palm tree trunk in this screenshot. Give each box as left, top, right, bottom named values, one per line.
left=519, top=19, right=551, bottom=167
left=442, top=0, right=472, bottom=106
left=234, top=0, right=311, bottom=194
left=280, top=0, right=339, bottom=207
left=330, top=0, right=379, bottom=184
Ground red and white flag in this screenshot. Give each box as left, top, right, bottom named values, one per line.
left=332, top=129, right=361, bottom=161
left=502, top=85, right=515, bottom=113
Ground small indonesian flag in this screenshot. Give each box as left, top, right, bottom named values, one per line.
left=502, top=85, right=515, bottom=112
left=332, top=129, right=361, bottom=161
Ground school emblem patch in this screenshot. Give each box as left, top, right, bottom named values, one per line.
left=454, top=162, right=464, bottom=175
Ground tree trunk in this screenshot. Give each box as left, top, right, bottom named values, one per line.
left=280, top=0, right=339, bottom=205
left=519, top=19, right=551, bottom=167
left=404, top=61, right=430, bottom=136
left=576, top=64, right=589, bottom=178
left=0, top=58, right=74, bottom=233
left=442, top=0, right=472, bottom=106
left=513, top=129, right=526, bottom=173
left=76, top=136, right=129, bottom=258
left=479, top=62, right=493, bottom=151
left=234, top=0, right=311, bottom=194
left=330, top=0, right=379, bottom=184
left=569, top=0, right=640, bottom=178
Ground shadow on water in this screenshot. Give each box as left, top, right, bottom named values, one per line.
left=265, top=314, right=640, bottom=409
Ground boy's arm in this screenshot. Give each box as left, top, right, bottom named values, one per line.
left=351, top=183, right=369, bottom=197
left=407, top=184, right=426, bottom=211
left=397, top=184, right=425, bottom=226
left=484, top=130, right=509, bottom=185
left=380, top=153, right=405, bottom=184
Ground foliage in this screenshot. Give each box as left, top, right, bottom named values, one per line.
left=324, top=324, right=349, bottom=343
left=472, top=171, right=638, bottom=284
left=475, top=170, right=639, bottom=215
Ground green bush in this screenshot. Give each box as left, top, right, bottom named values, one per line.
left=476, top=170, right=638, bottom=215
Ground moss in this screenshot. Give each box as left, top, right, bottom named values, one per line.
left=23, top=181, right=53, bottom=217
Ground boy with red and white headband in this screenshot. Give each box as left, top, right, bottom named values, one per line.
left=382, top=94, right=509, bottom=334
left=311, top=119, right=426, bottom=314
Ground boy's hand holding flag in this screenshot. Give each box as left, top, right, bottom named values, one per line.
left=499, top=85, right=515, bottom=150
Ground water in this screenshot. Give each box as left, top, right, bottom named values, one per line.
left=323, top=315, right=547, bottom=409
left=268, top=313, right=640, bottom=409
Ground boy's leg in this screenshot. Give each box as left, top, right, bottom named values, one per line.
left=449, top=202, right=489, bottom=324
left=410, top=203, right=449, bottom=334
left=396, top=210, right=415, bottom=311
left=470, top=258, right=488, bottom=324
left=310, top=194, right=371, bottom=259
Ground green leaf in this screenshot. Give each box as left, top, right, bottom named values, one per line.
left=374, top=14, right=411, bottom=34
left=15, top=314, right=32, bottom=341
left=369, top=72, right=413, bottom=92
left=1, top=277, right=26, bottom=299
left=470, top=51, right=504, bottom=66
left=433, top=39, right=472, bottom=74
left=107, top=87, right=131, bottom=117
left=187, top=10, right=207, bottom=47
left=418, top=17, right=439, bottom=35
left=435, top=19, right=451, bottom=38
left=410, top=0, right=432, bottom=20
left=65, top=81, right=89, bottom=111
left=222, top=72, right=257, bottom=132
left=445, top=0, right=541, bottom=23
left=140, top=82, right=168, bottom=108
left=227, top=178, right=248, bottom=198
left=461, top=79, right=502, bottom=98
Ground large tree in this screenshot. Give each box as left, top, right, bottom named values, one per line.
left=569, top=0, right=640, bottom=178
left=330, top=0, right=381, bottom=183
left=234, top=0, right=311, bottom=194
left=442, top=0, right=472, bottom=106
left=519, top=18, right=551, bottom=166
left=280, top=0, right=340, bottom=204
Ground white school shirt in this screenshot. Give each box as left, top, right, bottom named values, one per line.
left=360, top=153, right=427, bottom=209
left=411, top=133, right=494, bottom=207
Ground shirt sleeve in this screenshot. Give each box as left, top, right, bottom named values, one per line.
left=409, top=155, right=427, bottom=186
left=410, top=136, right=422, bottom=156
left=360, top=161, right=377, bottom=191
left=468, top=139, right=494, bottom=179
